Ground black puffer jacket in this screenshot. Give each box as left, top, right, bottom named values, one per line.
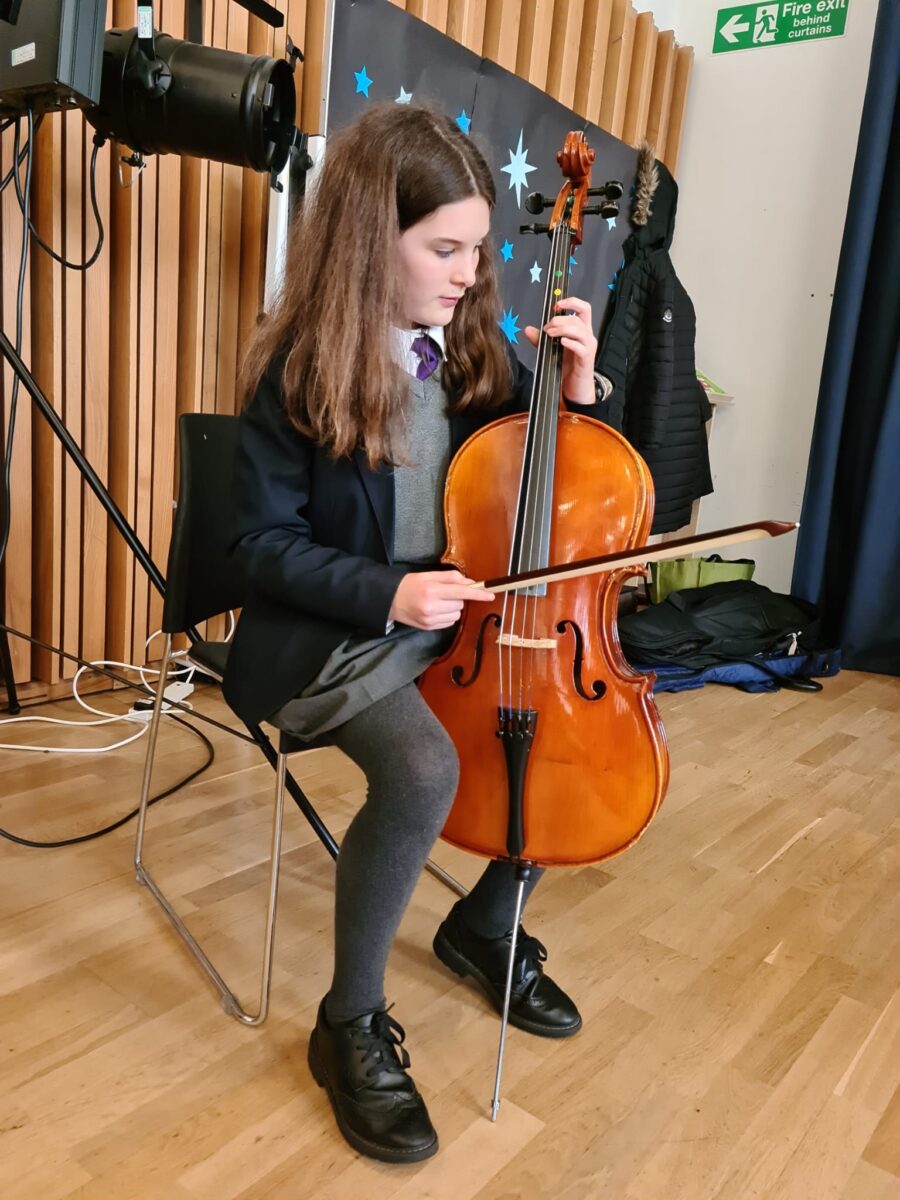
left=596, top=144, right=712, bottom=533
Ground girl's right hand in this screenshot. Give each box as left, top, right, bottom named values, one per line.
left=389, top=570, right=495, bottom=631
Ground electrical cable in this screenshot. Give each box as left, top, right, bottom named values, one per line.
left=12, top=113, right=105, bottom=271
left=1, top=622, right=255, bottom=744
left=0, top=631, right=199, bottom=754
left=0, top=667, right=191, bottom=754
left=0, top=112, right=42, bottom=195
left=0, top=713, right=215, bottom=849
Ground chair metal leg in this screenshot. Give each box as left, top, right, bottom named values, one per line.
left=134, top=642, right=465, bottom=1023
left=135, top=634, right=287, bottom=1026
left=423, top=857, right=468, bottom=898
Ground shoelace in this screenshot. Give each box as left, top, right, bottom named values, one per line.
left=352, top=1008, right=411, bottom=1080
left=512, top=933, right=549, bottom=999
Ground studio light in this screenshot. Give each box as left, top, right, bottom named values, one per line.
left=0, top=2, right=303, bottom=182
left=85, top=27, right=300, bottom=177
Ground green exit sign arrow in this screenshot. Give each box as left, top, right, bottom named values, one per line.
left=713, top=0, right=849, bottom=53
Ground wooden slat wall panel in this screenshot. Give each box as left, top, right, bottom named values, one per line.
left=546, top=0, right=585, bottom=111
left=646, top=27, right=676, bottom=156
left=29, top=118, right=64, bottom=686
left=2, top=0, right=693, bottom=702
left=81, top=120, right=112, bottom=669
left=622, top=11, right=657, bottom=147
left=61, top=111, right=84, bottom=679
left=574, top=0, right=614, bottom=122
left=448, top=0, right=487, bottom=53
left=132, top=149, right=158, bottom=666
left=106, top=0, right=141, bottom=670
left=0, top=125, right=34, bottom=683
left=146, top=2, right=183, bottom=644
left=408, top=0, right=450, bottom=28
left=516, top=0, right=555, bottom=93
left=662, top=44, right=694, bottom=175
left=599, top=0, right=637, bottom=139
left=301, top=0, right=329, bottom=135
left=483, top=0, right=522, bottom=72
left=238, top=16, right=276, bottom=354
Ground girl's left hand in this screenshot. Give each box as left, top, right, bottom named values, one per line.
left=524, top=296, right=598, bottom=406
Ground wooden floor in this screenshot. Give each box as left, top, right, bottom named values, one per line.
left=1, top=670, right=898, bottom=1200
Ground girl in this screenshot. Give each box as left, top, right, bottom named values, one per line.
left=225, top=102, right=605, bottom=1164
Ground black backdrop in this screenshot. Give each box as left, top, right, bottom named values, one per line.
left=326, top=0, right=639, bottom=372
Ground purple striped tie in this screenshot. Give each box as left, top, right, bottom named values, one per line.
left=411, top=333, right=441, bottom=381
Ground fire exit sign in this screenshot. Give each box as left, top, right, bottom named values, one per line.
left=713, top=0, right=849, bottom=53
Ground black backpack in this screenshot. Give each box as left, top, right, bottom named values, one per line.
left=618, top=580, right=824, bottom=690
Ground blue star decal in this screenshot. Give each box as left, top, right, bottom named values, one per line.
left=529, top=261, right=542, bottom=284
left=354, top=67, right=372, bottom=97
left=501, top=130, right=537, bottom=208
left=396, top=86, right=412, bottom=105
left=606, top=216, right=617, bottom=230
left=455, top=109, right=472, bottom=135
left=498, top=306, right=521, bottom=344
left=500, top=240, right=514, bottom=263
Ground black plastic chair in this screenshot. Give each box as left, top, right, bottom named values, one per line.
left=135, top=413, right=464, bottom=1026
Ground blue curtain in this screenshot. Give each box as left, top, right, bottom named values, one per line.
left=791, top=0, right=900, bottom=675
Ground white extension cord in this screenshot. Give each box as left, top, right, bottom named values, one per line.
left=126, top=679, right=195, bottom=723
left=1, top=636, right=197, bottom=753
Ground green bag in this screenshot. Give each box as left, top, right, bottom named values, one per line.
left=649, top=553, right=755, bottom=604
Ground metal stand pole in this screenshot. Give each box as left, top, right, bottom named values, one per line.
left=0, top=589, right=19, bottom=713
left=490, top=861, right=533, bottom=1121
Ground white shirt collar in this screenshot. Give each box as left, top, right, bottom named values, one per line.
left=391, top=324, right=446, bottom=378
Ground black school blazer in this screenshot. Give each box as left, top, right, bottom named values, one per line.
left=223, top=352, right=607, bottom=725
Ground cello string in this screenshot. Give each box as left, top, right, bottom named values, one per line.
left=506, top=220, right=557, bottom=718
left=520, top=218, right=565, bottom=719
left=496, top=244, right=551, bottom=719
left=522, top=219, right=570, bottom=723
left=515, top=220, right=560, bottom=718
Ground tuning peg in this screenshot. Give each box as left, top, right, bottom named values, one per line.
left=524, top=191, right=554, bottom=214
left=519, top=222, right=552, bottom=235
left=588, top=180, right=624, bottom=201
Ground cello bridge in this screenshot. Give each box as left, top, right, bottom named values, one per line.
left=497, top=634, right=557, bottom=650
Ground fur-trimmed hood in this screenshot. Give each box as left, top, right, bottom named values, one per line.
left=631, top=140, right=678, bottom=251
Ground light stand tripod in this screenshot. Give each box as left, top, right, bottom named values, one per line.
left=0, top=578, right=17, bottom=713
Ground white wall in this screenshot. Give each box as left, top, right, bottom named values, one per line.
left=632, top=0, right=878, bottom=589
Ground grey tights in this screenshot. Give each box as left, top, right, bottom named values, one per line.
left=324, top=682, right=543, bottom=1023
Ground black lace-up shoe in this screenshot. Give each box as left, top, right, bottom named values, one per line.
left=433, top=902, right=582, bottom=1038
left=307, top=998, right=438, bottom=1163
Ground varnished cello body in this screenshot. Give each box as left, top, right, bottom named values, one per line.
left=419, top=408, right=669, bottom=867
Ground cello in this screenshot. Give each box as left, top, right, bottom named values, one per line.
left=418, top=131, right=796, bottom=1117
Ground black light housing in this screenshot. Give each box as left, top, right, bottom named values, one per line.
left=85, top=27, right=299, bottom=176
left=0, top=0, right=107, bottom=117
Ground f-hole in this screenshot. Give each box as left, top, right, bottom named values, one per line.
left=556, top=619, right=607, bottom=701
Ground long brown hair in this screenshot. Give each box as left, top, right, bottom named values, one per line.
left=238, top=102, right=513, bottom=467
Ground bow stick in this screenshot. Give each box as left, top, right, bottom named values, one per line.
left=472, top=520, right=798, bottom=593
